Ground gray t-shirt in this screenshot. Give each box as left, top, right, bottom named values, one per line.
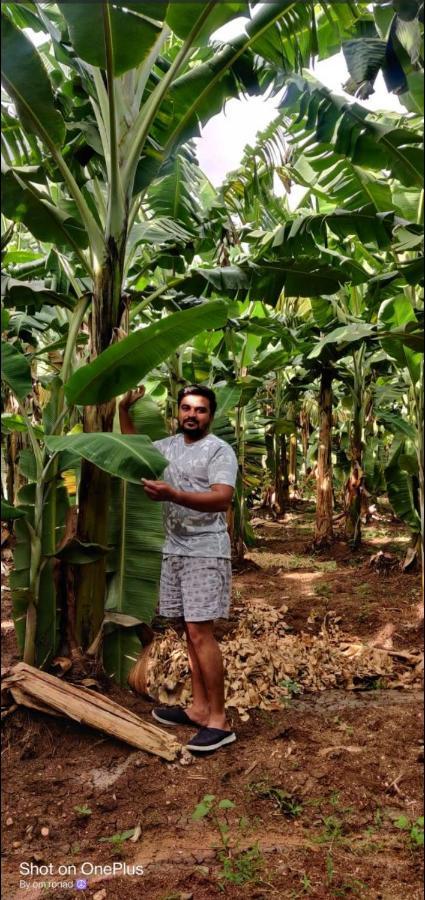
left=153, top=432, right=238, bottom=558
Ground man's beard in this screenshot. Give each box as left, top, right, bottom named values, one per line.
left=178, top=422, right=208, bottom=439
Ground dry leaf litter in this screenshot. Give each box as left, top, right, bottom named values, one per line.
left=130, top=601, right=423, bottom=721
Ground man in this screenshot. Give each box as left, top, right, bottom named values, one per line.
left=119, top=384, right=238, bottom=753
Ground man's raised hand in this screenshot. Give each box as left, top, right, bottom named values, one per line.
left=119, top=385, right=145, bottom=411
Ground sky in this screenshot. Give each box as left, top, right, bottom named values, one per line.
left=195, top=18, right=404, bottom=188
left=26, top=15, right=403, bottom=195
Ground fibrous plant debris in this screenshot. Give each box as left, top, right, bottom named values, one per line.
left=2, top=662, right=181, bottom=760
left=129, top=601, right=424, bottom=721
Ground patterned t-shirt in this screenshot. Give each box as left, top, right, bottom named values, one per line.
left=153, top=432, right=238, bottom=558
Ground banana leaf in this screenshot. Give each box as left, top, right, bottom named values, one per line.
left=103, top=394, right=167, bottom=686
left=61, top=3, right=163, bottom=76
left=10, top=482, right=69, bottom=667
left=1, top=12, right=65, bottom=146
left=64, top=300, right=228, bottom=405
left=385, top=443, right=421, bottom=534
left=45, top=433, right=168, bottom=484
left=1, top=340, right=32, bottom=400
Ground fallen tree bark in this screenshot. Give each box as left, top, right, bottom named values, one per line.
left=2, top=662, right=180, bottom=761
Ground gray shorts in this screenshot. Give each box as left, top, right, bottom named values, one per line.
left=159, top=555, right=232, bottom=622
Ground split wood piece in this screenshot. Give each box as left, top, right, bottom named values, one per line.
left=2, top=663, right=181, bottom=761
left=7, top=685, right=62, bottom=717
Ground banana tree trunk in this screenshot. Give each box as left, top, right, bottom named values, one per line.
left=300, top=408, right=310, bottom=473
left=314, top=369, right=334, bottom=548
left=278, top=433, right=290, bottom=510
left=289, top=433, right=297, bottom=486
left=345, top=393, right=363, bottom=548
left=416, top=359, right=424, bottom=592
left=75, top=245, right=126, bottom=650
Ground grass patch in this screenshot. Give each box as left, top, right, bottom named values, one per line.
left=314, top=582, right=332, bottom=598
left=251, top=551, right=337, bottom=572
left=249, top=781, right=303, bottom=818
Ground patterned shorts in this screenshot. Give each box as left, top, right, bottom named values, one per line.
left=159, top=555, right=232, bottom=622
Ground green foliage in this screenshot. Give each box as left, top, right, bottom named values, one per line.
left=394, top=815, right=424, bottom=848
left=74, top=804, right=92, bottom=818
left=191, top=794, right=264, bottom=888
left=249, top=781, right=303, bottom=817
left=64, top=301, right=228, bottom=405
left=45, top=434, right=167, bottom=485
left=1, top=341, right=32, bottom=400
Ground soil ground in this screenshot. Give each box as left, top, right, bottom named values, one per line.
left=1, top=501, right=424, bottom=900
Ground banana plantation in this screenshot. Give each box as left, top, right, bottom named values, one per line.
left=1, top=2, right=424, bottom=898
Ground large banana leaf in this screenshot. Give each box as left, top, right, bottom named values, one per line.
left=385, top=443, right=421, bottom=534
left=1, top=341, right=32, bottom=400
left=282, top=74, right=424, bottom=189
left=268, top=206, right=399, bottom=253
left=10, top=482, right=69, bottom=668
left=342, top=38, right=388, bottom=98
left=1, top=12, right=65, bottom=147
left=2, top=169, right=88, bottom=252
left=289, top=146, right=394, bottom=213
left=103, top=394, right=167, bottom=686
left=61, top=3, right=164, bottom=76
left=45, top=433, right=167, bottom=484
left=2, top=276, right=75, bottom=312
left=166, top=2, right=249, bottom=46
left=378, top=295, right=422, bottom=384
left=184, top=253, right=369, bottom=304
left=147, top=155, right=205, bottom=230
left=64, top=300, right=228, bottom=405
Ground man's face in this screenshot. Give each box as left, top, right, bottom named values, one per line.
left=178, top=394, right=213, bottom=440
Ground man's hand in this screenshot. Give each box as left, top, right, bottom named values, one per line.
left=142, top=479, right=176, bottom=502
left=119, top=385, right=145, bottom=411
left=142, top=481, right=233, bottom=512
left=119, top=386, right=145, bottom=435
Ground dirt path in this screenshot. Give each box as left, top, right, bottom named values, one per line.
left=2, top=503, right=423, bottom=900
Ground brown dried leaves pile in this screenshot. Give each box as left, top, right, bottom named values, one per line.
left=137, top=601, right=423, bottom=721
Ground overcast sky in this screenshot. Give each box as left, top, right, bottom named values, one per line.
left=195, top=46, right=403, bottom=188
left=26, top=17, right=403, bottom=195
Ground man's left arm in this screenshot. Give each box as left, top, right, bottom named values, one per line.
left=141, top=480, right=233, bottom=512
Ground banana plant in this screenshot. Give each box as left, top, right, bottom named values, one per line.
left=2, top=1, right=365, bottom=656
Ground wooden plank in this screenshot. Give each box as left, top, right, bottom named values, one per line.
left=3, top=663, right=181, bottom=761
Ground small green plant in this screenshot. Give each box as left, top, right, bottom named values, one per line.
left=279, top=678, right=303, bottom=704
left=374, top=808, right=383, bottom=828
left=300, top=872, right=313, bottom=893
left=357, top=602, right=372, bottom=624
left=219, top=843, right=264, bottom=887
left=98, top=828, right=138, bottom=856
left=313, top=815, right=344, bottom=845
left=326, top=852, right=335, bottom=884
left=249, top=781, right=303, bottom=818
left=191, top=795, right=265, bottom=888
left=394, top=815, right=424, bottom=848
left=354, top=582, right=370, bottom=596
left=314, top=583, right=332, bottom=598
left=74, top=804, right=92, bottom=817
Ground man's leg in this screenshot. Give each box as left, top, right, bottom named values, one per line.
left=184, top=625, right=210, bottom=726
left=185, top=621, right=230, bottom=731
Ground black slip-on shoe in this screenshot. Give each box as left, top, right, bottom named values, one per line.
left=152, top=706, right=202, bottom=727
left=186, top=727, right=237, bottom=753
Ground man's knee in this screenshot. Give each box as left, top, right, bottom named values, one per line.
left=185, top=621, right=213, bottom=648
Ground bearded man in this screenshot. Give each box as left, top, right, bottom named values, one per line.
left=119, top=384, right=238, bottom=753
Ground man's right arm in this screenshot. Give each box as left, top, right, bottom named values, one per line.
left=118, top=386, right=145, bottom=435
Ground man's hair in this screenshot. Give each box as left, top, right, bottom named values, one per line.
left=177, top=384, right=217, bottom=416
